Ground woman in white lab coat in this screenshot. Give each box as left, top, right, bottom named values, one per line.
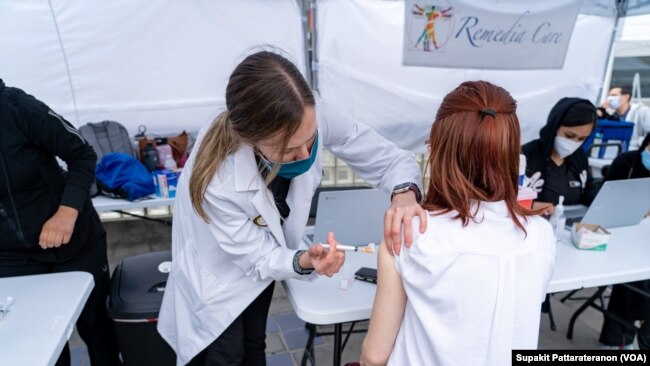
left=157, top=51, right=425, bottom=365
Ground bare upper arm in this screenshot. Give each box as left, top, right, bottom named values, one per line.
left=360, top=242, right=407, bottom=366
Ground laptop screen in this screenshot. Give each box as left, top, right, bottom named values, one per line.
left=308, top=188, right=390, bottom=246
left=580, top=177, right=650, bottom=229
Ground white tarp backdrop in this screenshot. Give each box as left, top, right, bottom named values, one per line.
left=317, top=0, right=617, bottom=152
left=0, top=0, right=306, bottom=136
left=402, top=0, right=581, bottom=69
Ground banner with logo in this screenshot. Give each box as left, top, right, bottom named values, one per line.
left=317, top=0, right=616, bottom=151
left=403, top=0, right=582, bottom=69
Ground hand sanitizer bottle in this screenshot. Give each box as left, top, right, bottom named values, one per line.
left=551, top=195, right=566, bottom=238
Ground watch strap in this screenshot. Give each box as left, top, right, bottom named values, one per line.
left=293, top=250, right=314, bottom=275
left=391, top=182, right=423, bottom=203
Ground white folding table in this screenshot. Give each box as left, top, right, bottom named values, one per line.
left=92, top=195, right=174, bottom=213
left=92, top=195, right=175, bottom=226
left=284, top=220, right=650, bottom=366
left=0, top=272, right=94, bottom=366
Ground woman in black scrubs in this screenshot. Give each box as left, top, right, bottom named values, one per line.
left=522, top=97, right=600, bottom=215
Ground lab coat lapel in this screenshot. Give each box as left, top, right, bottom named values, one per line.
left=283, top=169, right=314, bottom=249
left=233, top=145, right=286, bottom=247
left=284, top=141, right=322, bottom=249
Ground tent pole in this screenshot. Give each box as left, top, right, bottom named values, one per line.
left=299, top=0, right=313, bottom=87
left=599, top=0, right=628, bottom=104
left=311, top=0, right=319, bottom=92
left=47, top=0, right=80, bottom=126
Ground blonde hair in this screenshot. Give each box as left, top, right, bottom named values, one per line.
left=189, top=112, right=238, bottom=221
left=189, top=51, right=315, bottom=222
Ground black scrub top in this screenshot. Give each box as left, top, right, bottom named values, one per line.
left=537, top=161, right=584, bottom=205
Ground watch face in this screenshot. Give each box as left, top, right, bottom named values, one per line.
left=393, top=183, right=411, bottom=192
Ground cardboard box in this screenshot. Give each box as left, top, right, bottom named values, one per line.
left=153, top=169, right=180, bottom=198
left=571, top=223, right=611, bottom=251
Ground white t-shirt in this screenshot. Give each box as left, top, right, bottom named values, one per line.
left=389, top=201, right=556, bottom=366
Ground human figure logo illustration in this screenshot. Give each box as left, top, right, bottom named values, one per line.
left=412, top=4, right=453, bottom=51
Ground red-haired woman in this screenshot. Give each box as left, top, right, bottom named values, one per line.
left=360, top=81, right=556, bottom=366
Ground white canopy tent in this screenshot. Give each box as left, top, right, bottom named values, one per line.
left=1, top=0, right=648, bottom=153
left=0, top=0, right=307, bottom=136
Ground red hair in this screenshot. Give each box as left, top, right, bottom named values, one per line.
left=424, top=81, right=537, bottom=232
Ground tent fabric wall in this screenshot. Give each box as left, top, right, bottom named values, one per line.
left=316, top=0, right=617, bottom=152
left=0, top=0, right=306, bottom=136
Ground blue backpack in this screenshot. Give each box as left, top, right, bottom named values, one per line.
left=96, top=153, right=154, bottom=201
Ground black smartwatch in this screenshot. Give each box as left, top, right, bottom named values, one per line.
left=391, top=182, right=423, bottom=203
left=292, top=250, right=314, bottom=275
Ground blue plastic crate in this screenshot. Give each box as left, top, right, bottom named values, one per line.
left=582, top=119, right=635, bottom=158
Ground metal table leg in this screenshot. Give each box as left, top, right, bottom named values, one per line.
left=567, top=286, right=607, bottom=339
left=301, top=323, right=317, bottom=366
left=333, top=323, right=342, bottom=366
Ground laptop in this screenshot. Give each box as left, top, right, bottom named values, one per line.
left=563, top=204, right=589, bottom=228
left=567, top=177, right=650, bottom=229
left=303, top=188, right=390, bottom=246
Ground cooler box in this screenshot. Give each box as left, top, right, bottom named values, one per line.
left=517, top=187, right=537, bottom=209
left=107, top=251, right=176, bottom=366
left=582, top=119, right=635, bottom=158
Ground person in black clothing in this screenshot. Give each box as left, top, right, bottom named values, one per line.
left=0, top=79, right=120, bottom=365
left=599, top=133, right=650, bottom=350
left=522, top=98, right=600, bottom=215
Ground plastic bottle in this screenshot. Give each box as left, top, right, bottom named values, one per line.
left=155, top=141, right=173, bottom=166
left=519, top=154, right=527, bottom=187
left=550, top=195, right=566, bottom=238
left=142, top=143, right=159, bottom=172
left=163, top=154, right=177, bottom=171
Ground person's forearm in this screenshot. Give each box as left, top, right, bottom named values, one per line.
left=57, top=205, right=79, bottom=218
left=60, top=146, right=97, bottom=210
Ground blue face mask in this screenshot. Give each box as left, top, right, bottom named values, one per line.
left=262, top=132, right=319, bottom=179
left=642, top=149, right=650, bottom=172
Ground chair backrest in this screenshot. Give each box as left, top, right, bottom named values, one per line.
left=582, top=119, right=635, bottom=158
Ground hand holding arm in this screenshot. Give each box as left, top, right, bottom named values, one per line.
left=384, top=191, right=427, bottom=256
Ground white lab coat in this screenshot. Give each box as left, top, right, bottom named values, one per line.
left=157, top=103, right=422, bottom=365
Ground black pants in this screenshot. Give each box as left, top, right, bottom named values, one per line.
left=0, top=227, right=121, bottom=366
left=189, top=282, right=275, bottom=366
left=599, top=283, right=650, bottom=350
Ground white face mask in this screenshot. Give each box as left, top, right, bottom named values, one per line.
left=554, top=136, right=583, bottom=159
left=607, top=95, right=621, bottom=110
